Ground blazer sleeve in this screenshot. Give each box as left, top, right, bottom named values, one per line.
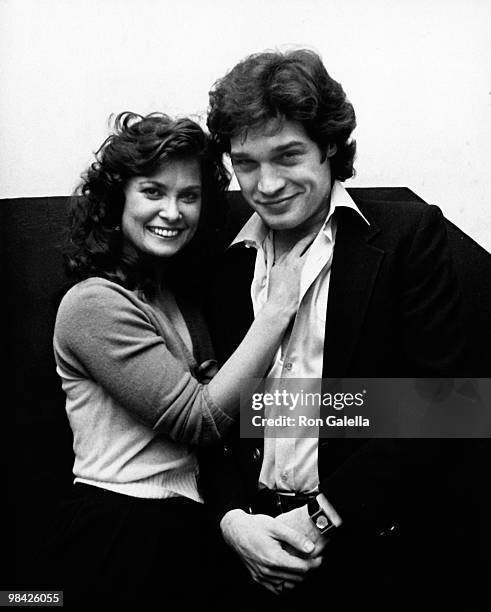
left=399, top=204, right=465, bottom=375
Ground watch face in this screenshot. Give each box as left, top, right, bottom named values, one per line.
left=316, top=515, right=330, bottom=530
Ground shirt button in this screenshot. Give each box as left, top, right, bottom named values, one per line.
left=280, top=473, right=288, bottom=483
left=284, top=362, right=293, bottom=371
left=379, top=523, right=398, bottom=537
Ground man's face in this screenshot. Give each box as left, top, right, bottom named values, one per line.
left=230, top=119, right=335, bottom=234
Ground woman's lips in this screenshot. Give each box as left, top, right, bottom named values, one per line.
left=147, top=226, right=184, bottom=238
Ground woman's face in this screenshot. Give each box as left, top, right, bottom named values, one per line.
left=121, top=158, right=202, bottom=259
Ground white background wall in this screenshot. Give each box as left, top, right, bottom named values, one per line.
left=1, top=0, right=489, bottom=250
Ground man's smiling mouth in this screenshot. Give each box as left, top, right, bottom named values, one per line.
left=255, top=193, right=300, bottom=206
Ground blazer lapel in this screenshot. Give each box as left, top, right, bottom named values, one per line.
left=323, top=208, right=384, bottom=377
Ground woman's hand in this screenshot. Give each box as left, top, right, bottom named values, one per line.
left=266, top=233, right=316, bottom=317
left=204, top=233, right=317, bottom=424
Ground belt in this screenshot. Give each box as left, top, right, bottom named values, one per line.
left=249, top=488, right=316, bottom=517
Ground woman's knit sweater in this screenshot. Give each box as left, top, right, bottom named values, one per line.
left=54, top=277, right=232, bottom=500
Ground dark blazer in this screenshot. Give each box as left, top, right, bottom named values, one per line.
left=200, top=187, right=467, bottom=535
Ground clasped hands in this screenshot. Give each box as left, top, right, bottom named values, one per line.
left=220, top=504, right=329, bottom=595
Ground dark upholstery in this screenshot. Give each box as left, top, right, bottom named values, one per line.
left=3, top=189, right=490, bottom=587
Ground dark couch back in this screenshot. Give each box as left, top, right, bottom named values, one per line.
left=2, top=189, right=490, bottom=585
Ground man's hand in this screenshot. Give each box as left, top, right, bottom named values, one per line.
left=220, top=509, right=322, bottom=595
left=276, top=495, right=342, bottom=560
left=275, top=505, right=328, bottom=559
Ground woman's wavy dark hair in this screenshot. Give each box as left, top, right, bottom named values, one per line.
left=65, top=112, right=230, bottom=298
left=207, top=49, right=356, bottom=181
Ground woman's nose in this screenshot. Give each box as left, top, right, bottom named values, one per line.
left=158, top=198, right=181, bottom=222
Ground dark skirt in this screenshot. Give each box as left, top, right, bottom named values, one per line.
left=39, top=483, right=220, bottom=609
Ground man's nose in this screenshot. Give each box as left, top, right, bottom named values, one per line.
left=158, top=198, right=181, bottom=223
left=257, top=165, right=285, bottom=196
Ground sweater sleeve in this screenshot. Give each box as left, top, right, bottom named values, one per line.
left=54, top=279, right=233, bottom=446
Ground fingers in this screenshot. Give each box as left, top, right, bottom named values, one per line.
left=245, top=543, right=324, bottom=597
left=307, top=554, right=323, bottom=569
left=259, top=564, right=308, bottom=583
left=261, top=577, right=303, bottom=596
left=270, top=578, right=297, bottom=595
left=266, top=548, right=321, bottom=578
left=259, top=579, right=281, bottom=595
left=311, top=540, right=329, bottom=558
left=233, top=514, right=324, bottom=597
left=271, top=521, right=315, bottom=558
left=246, top=545, right=321, bottom=585
left=282, top=580, right=297, bottom=591
left=254, top=575, right=299, bottom=597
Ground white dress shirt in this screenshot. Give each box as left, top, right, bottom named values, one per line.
left=232, top=181, right=370, bottom=494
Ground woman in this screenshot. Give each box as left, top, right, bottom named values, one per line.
left=49, top=112, right=311, bottom=607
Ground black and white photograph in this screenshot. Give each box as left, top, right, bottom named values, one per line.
left=2, top=0, right=490, bottom=609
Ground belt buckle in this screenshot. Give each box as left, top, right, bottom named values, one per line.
left=275, top=494, right=283, bottom=513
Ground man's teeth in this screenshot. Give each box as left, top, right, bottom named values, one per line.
left=148, top=227, right=180, bottom=237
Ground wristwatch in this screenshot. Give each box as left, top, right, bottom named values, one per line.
left=308, top=498, right=336, bottom=535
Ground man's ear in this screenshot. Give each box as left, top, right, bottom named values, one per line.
left=325, top=143, right=337, bottom=158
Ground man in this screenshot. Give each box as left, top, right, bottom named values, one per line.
left=200, top=49, right=467, bottom=608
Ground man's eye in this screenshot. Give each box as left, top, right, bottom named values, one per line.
left=279, top=152, right=301, bottom=164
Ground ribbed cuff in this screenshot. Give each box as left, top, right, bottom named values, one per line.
left=75, top=463, right=203, bottom=502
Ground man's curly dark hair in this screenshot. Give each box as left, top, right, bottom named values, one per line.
left=207, top=49, right=356, bottom=181
left=65, top=112, right=229, bottom=298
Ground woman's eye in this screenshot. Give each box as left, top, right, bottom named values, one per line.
left=180, top=192, right=200, bottom=203
left=233, top=159, right=255, bottom=172
left=143, top=188, right=162, bottom=198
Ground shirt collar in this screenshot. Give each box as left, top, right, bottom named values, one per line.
left=230, top=180, right=370, bottom=249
